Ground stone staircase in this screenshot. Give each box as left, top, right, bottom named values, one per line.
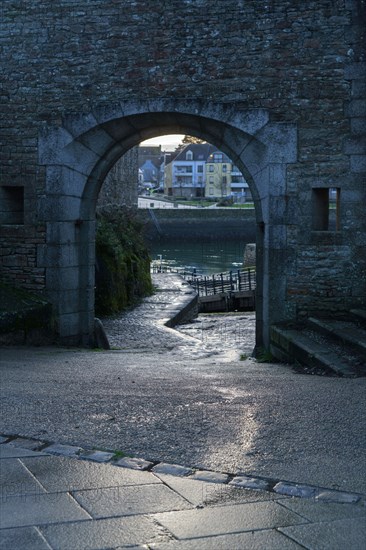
left=270, top=310, right=366, bottom=377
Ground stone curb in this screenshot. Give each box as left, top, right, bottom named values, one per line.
left=1, top=433, right=365, bottom=506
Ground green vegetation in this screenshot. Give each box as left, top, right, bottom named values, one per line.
left=112, top=450, right=128, bottom=460
left=95, top=207, right=153, bottom=316
left=0, top=280, right=52, bottom=334
left=255, top=347, right=275, bottom=363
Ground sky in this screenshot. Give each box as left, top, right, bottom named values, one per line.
left=140, top=134, right=185, bottom=151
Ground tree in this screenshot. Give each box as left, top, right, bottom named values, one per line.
left=181, top=135, right=206, bottom=145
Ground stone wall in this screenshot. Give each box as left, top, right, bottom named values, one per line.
left=141, top=208, right=257, bottom=241
left=97, top=148, right=139, bottom=211
left=0, top=0, right=365, bottom=343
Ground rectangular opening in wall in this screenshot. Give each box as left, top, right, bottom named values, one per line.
left=0, top=186, right=24, bottom=225
left=312, top=187, right=340, bottom=231
left=330, top=187, right=341, bottom=231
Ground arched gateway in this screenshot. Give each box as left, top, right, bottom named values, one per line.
left=38, top=100, right=297, bottom=347
left=1, top=1, right=365, bottom=353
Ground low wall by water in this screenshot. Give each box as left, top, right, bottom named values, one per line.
left=140, top=208, right=257, bottom=241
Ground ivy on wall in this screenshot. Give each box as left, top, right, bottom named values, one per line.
left=95, top=207, right=153, bottom=316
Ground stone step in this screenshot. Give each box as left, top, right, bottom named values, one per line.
left=307, top=317, right=366, bottom=360
left=270, top=325, right=363, bottom=378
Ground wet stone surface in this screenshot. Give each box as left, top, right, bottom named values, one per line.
left=102, top=273, right=256, bottom=360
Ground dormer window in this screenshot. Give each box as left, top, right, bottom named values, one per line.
left=186, top=150, right=193, bottom=160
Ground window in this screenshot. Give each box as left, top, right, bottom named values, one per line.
left=197, top=165, right=203, bottom=173
left=223, top=164, right=227, bottom=173
left=312, top=187, right=340, bottom=231
left=0, top=186, right=24, bottom=225
left=209, top=187, right=214, bottom=195
left=186, top=151, right=193, bottom=160
left=222, top=176, right=227, bottom=184
left=209, top=165, right=214, bottom=172
left=209, top=176, right=214, bottom=184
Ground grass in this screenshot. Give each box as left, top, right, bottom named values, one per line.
left=112, top=450, right=128, bottom=460
left=255, top=347, right=275, bottom=363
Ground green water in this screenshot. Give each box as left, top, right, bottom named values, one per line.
left=148, top=239, right=245, bottom=275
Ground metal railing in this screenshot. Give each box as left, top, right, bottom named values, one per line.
left=187, top=268, right=256, bottom=296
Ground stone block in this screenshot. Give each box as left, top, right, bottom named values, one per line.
left=189, top=470, right=229, bottom=484
left=79, top=450, right=115, bottom=463
left=45, top=165, right=87, bottom=197
left=350, top=155, right=366, bottom=173
left=343, top=136, right=366, bottom=154
left=40, top=516, right=169, bottom=550
left=46, top=266, right=80, bottom=291
left=58, top=312, right=82, bottom=337
left=0, top=527, right=50, bottom=550
left=351, top=117, right=366, bottom=135
left=0, top=446, right=46, bottom=459
left=62, top=111, right=99, bottom=138
left=0, top=492, right=90, bottom=529
left=230, top=475, right=270, bottom=491
left=38, top=127, right=74, bottom=165
left=273, top=481, right=317, bottom=498
left=43, top=443, right=82, bottom=457
left=279, top=517, right=366, bottom=550
left=38, top=196, right=82, bottom=222
left=116, top=456, right=153, bottom=470
left=0, top=460, right=46, bottom=499
left=154, top=500, right=305, bottom=539
left=22, top=455, right=160, bottom=493
left=46, top=221, right=78, bottom=245
left=344, top=99, right=366, bottom=118
left=344, top=62, right=366, bottom=80
left=73, top=484, right=192, bottom=518
left=152, top=463, right=193, bottom=477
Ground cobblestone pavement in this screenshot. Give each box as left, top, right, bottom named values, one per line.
left=102, top=273, right=256, bottom=361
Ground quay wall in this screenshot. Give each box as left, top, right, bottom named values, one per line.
left=140, top=208, right=257, bottom=241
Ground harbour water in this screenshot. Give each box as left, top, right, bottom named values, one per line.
left=148, top=239, right=246, bottom=275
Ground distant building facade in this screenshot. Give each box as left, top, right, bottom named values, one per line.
left=164, top=144, right=249, bottom=200
left=205, top=151, right=249, bottom=200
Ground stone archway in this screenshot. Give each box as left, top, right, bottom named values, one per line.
left=38, top=100, right=297, bottom=348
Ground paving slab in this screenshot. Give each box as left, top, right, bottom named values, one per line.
left=40, top=515, right=171, bottom=550
left=0, top=445, right=45, bottom=459
left=0, top=492, right=90, bottom=529
left=279, top=498, right=366, bottom=523
left=0, top=526, right=51, bottom=550
left=156, top=473, right=281, bottom=507
left=0, top=459, right=46, bottom=498
left=6, top=438, right=44, bottom=451
left=279, top=516, right=366, bottom=550
left=153, top=500, right=308, bottom=539
left=73, top=483, right=193, bottom=519
left=150, top=529, right=303, bottom=549
left=21, top=455, right=161, bottom=492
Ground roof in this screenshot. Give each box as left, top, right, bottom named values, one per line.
left=174, top=143, right=217, bottom=162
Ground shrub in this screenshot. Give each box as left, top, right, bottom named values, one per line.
left=95, top=207, right=153, bottom=316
